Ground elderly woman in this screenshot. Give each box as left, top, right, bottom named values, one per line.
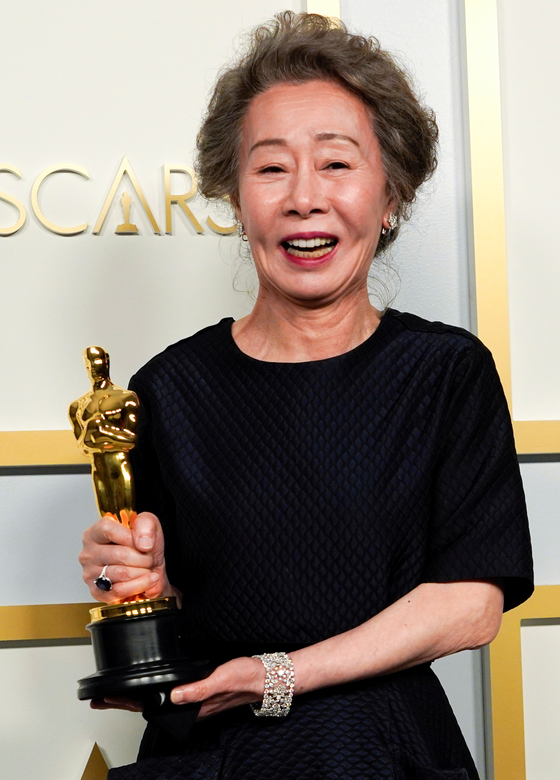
left=80, top=12, right=533, bottom=780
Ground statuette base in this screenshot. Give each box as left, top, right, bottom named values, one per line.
left=77, top=604, right=210, bottom=701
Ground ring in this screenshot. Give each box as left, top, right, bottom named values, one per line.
left=94, top=565, right=113, bottom=592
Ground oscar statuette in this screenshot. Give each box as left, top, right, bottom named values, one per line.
left=70, top=346, right=210, bottom=708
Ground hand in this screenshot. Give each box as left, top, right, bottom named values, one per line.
left=170, top=657, right=266, bottom=720
left=79, top=511, right=176, bottom=603
left=90, top=696, right=143, bottom=713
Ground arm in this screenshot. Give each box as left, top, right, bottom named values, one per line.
left=170, top=578, right=503, bottom=717
left=290, top=579, right=502, bottom=691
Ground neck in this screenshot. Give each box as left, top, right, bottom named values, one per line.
left=232, top=288, right=382, bottom=362
left=92, top=377, right=110, bottom=390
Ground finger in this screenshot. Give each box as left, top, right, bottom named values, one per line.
left=86, top=563, right=162, bottom=601
left=91, top=697, right=143, bottom=712
left=100, top=565, right=157, bottom=585
left=107, top=571, right=163, bottom=601
left=92, top=542, right=155, bottom=570
left=131, top=512, right=160, bottom=552
left=171, top=681, right=208, bottom=705
left=86, top=517, right=134, bottom=547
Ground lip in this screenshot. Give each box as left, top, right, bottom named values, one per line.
left=280, top=240, right=339, bottom=268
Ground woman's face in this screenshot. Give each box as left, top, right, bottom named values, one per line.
left=235, top=79, right=394, bottom=306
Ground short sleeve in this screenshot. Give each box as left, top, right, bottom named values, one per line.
left=422, top=344, right=533, bottom=611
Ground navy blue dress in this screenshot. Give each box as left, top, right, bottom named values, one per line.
left=109, top=309, right=533, bottom=780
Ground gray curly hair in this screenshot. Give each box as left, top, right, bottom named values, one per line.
left=196, top=11, right=438, bottom=255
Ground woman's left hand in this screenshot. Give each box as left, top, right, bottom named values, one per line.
left=170, top=656, right=266, bottom=719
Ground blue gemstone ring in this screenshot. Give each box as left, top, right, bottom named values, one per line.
left=94, top=565, right=113, bottom=592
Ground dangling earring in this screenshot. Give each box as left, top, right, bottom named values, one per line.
left=237, top=220, right=249, bottom=242
left=381, top=212, right=398, bottom=236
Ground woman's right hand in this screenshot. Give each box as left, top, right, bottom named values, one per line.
left=79, top=511, right=175, bottom=604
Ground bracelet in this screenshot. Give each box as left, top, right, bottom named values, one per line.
left=250, top=652, right=295, bottom=717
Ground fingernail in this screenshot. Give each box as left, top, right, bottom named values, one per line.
left=149, top=573, right=159, bottom=585
left=137, top=536, right=153, bottom=550
left=171, top=689, right=184, bottom=704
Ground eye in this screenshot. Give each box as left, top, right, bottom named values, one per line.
left=325, top=161, right=350, bottom=170
left=259, top=165, right=285, bottom=174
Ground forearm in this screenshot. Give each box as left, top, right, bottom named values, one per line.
left=169, top=580, right=503, bottom=717
left=290, top=580, right=503, bottom=696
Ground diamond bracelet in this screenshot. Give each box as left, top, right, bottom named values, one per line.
left=250, top=651, right=295, bottom=717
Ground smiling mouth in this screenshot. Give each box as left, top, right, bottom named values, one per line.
left=282, top=237, right=338, bottom=259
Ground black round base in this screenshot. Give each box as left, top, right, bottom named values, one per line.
left=78, top=657, right=210, bottom=700
left=77, top=608, right=211, bottom=701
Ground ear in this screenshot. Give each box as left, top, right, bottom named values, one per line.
left=228, top=192, right=241, bottom=221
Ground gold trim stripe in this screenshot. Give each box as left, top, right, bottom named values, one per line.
left=81, top=744, right=109, bottom=780
left=464, top=0, right=512, bottom=403
left=0, top=603, right=92, bottom=641
left=513, top=420, right=560, bottom=455
left=0, top=430, right=88, bottom=466
left=489, top=585, right=560, bottom=780
left=464, top=0, right=560, bottom=454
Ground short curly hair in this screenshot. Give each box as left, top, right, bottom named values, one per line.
left=196, top=11, right=438, bottom=253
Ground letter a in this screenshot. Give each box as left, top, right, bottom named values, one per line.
left=93, top=157, right=161, bottom=235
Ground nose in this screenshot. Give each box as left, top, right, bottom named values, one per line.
left=282, top=166, right=329, bottom=218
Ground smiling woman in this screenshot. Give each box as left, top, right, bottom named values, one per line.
left=79, top=11, right=533, bottom=780
left=231, top=80, right=392, bottom=359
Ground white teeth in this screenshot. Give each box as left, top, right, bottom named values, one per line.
left=284, top=239, right=337, bottom=259
left=286, top=237, right=335, bottom=249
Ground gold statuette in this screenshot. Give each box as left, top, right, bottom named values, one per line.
left=70, top=345, right=157, bottom=611
left=69, top=346, right=139, bottom=528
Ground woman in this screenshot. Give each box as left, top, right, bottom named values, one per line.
left=80, top=12, right=533, bottom=779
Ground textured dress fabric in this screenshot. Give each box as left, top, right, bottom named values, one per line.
left=109, top=309, right=533, bottom=780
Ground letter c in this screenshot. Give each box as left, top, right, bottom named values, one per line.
left=31, top=165, right=90, bottom=235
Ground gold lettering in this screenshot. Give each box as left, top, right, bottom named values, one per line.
left=164, top=164, right=203, bottom=235
left=206, top=194, right=237, bottom=236
left=93, top=157, right=161, bottom=235
left=206, top=214, right=237, bottom=236
left=0, top=166, right=27, bottom=236
left=31, top=165, right=90, bottom=235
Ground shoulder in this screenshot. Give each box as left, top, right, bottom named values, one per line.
left=382, top=309, right=499, bottom=395
left=386, top=309, right=483, bottom=351
left=385, top=308, right=491, bottom=363
left=129, top=317, right=234, bottom=393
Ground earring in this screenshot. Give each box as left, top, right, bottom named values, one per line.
left=237, top=220, right=249, bottom=242
left=381, top=212, right=398, bottom=236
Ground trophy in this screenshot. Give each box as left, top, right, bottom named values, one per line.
left=70, top=346, right=209, bottom=705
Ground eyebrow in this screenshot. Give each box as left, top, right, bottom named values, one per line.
left=249, top=133, right=360, bottom=156
left=316, top=132, right=360, bottom=147
left=249, top=138, right=286, bottom=155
